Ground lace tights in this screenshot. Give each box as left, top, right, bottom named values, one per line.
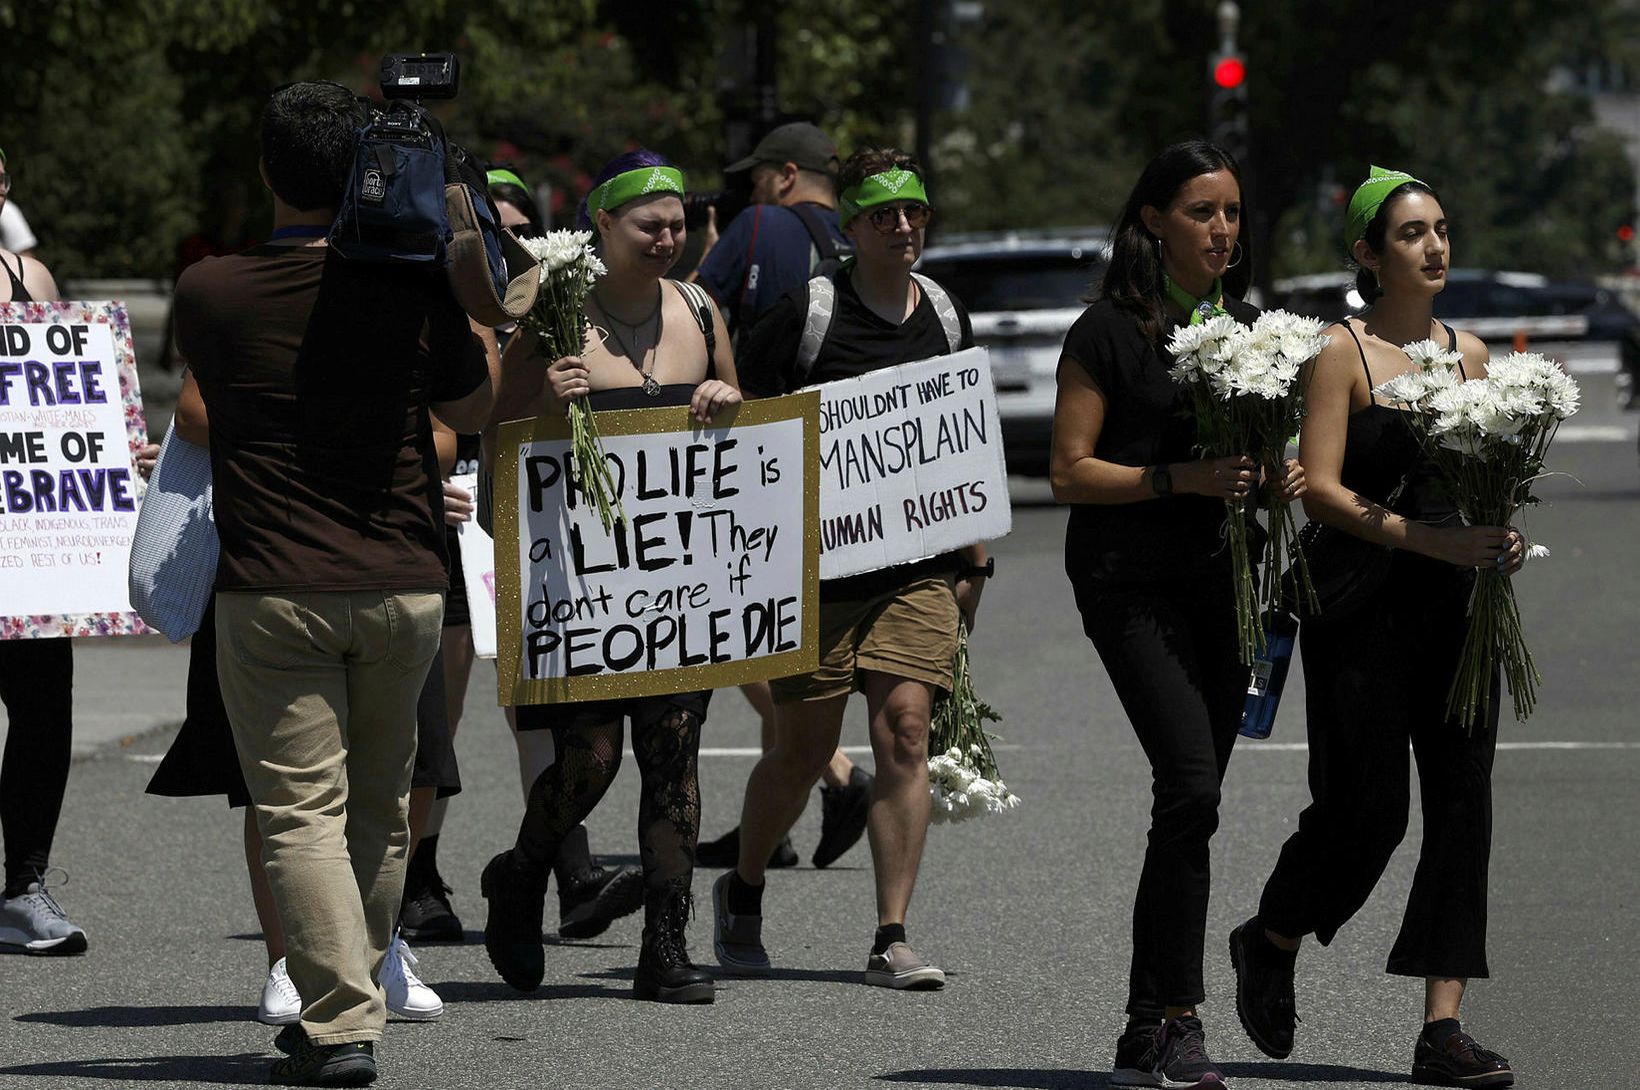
left=513, top=700, right=702, bottom=892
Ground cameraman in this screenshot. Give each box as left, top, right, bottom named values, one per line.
left=173, top=81, right=494, bottom=1085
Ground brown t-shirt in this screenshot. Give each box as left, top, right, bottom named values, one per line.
left=175, top=243, right=488, bottom=593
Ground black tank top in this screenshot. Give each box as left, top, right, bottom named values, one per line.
left=2, top=251, right=31, bottom=302
left=1337, top=319, right=1463, bottom=524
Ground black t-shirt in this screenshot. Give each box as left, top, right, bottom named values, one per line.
left=177, top=244, right=489, bottom=593
left=1061, top=295, right=1262, bottom=583
left=737, top=270, right=974, bottom=397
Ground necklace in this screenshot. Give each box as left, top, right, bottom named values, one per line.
left=595, top=286, right=663, bottom=396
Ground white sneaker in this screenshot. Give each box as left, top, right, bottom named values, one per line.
left=257, top=957, right=302, bottom=1025
left=380, top=930, right=443, bottom=1021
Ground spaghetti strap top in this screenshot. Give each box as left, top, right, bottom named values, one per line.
left=1343, top=318, right=1465, bottom=405
left=2, top=251, right=31, bottom=303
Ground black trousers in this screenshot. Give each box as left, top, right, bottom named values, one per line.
left=0, top=637, right=74, bottom=895
left=1075, top=573, right=1246, bottom=1017
left=1258, top=556, right=1498, bottom=979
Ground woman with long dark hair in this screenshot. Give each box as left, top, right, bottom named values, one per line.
left=480, top=149, right=739, bottom=1004
left=1051, top=139, right=1304, bottom=1088
left=1227, top=168, right=1521, bottom=1088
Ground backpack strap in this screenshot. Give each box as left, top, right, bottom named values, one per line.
left=795, top=274, right=837, bottom=384
left=911, top=272, right=962, bottom=354
left=672, top=279, right=718, bottom=378
left=790, top=202, right=848, bottom=273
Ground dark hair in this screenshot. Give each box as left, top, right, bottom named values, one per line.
left=1352, top=180, right=1441, bottom=305
left=259, top=82, right=365, bottom=212
left=487, top=171, right=543, bottom=235
left=838, top=147, right=923, bottom=197
left=1098, top=139, right=1252, bottom=343
left=576, top=148, right=677, bottom=229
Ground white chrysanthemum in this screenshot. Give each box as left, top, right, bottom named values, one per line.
left=1404, top=339, right=1466, bottom=372
left=1375, top=370, right=1430, bottom=406
left=1527, top=543, right=1551, bottom=560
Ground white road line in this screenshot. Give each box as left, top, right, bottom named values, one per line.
left=1557, top=424, right=1633, bottom=442
left=1238, top=741, right=1640, bottom=752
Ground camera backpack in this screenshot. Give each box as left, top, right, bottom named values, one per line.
left=332, top=100, right=537, bottom=324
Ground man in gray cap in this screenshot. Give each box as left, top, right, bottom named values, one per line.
left=690, top=122, right=851, bottom=337
left=691, top=122, right=873, bottom=874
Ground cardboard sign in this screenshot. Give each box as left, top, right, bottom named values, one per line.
left=450, top=471, right=499, bottom=659
left=815, top=347, right=1010, bottom=579
left=0, top=301, right=148, bottom=638
left=494, top=393, right=820, bottom=705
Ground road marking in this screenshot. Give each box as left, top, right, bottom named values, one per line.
left=124, top=753, right=165, bottom=763
left=1238, top=741, right=1640, bottom=752
left=1557, top=424, right=1633, bottom=442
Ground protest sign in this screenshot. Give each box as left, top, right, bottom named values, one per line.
left=450, top=471, right=499, bottom=659
left=0, top=301, right=148, bottom=638
left=814, top=346, right=1010, bottom=579
left=494, top=393, right=819, bottom=705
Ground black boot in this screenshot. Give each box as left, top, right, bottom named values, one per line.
left=555, top=826, right=644, bottom=940
left=633, top=880, right=714, bottom=1004
left=480, top=850, right=547, bottom=992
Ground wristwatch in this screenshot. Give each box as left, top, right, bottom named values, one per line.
left=1149, top=464, right=1174, bottom=497
left=957, top=557, right=995, bottom=580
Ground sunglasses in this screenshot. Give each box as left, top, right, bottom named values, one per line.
left=863, top=202, right=931, bottom=234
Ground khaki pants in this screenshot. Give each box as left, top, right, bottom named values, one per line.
left=216, top=590, right=444, bottom=1044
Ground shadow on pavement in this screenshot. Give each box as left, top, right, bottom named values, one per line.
left=874, top=1069, right=1100, bottom=1088
left=15, top=1005, right=249, bottom=1028
left=1218, top=1062, right=1411, bottom=1083
left=431, top=980, right=620, bottom=1002
left=0, top=1053, right=268, bottom=1084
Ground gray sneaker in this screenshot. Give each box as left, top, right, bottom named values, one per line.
left=711, top=872, right=771, bottom=975
left=0, top=878, right=88, bottom=956
left=864, top=941, right=945, bottom=990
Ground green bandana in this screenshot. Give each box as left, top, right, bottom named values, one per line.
left=586, top=165, right=686, bottom=219
left=838, top=168, right=930, bottom=226
left=486, top=168, right=527, bottom=190
left=1345, top=165, right=1423, bottom=252
left=1163, top=272, right=1226, bottom=325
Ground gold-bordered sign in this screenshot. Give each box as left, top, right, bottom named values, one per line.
left=495, top=392, right=820, bottom=706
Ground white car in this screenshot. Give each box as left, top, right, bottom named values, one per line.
left=919, top=229, right=1109, bottom=475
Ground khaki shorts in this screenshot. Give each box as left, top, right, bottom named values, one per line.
left=769, top=575, right=960, bottom=703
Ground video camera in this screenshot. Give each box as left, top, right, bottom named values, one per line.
left=379, top=52, right=460, bottom=101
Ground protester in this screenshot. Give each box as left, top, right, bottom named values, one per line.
left=1049, top=139, right=1305, bottom=1087
left=396, top=168, right=646, bottom=946
left=0, top=143, right=85, bottom=958
left=142, top=371, right=452, bottom=1026
left=480, top=149, right=739, bottom=1004
left=713, top=146, right=985, bottom=992
left=688, top=122, right=872, bottom=872
left=1228, top=168, right=1521, bottom=1089
left=0, top=147, right=37, bottom=258
left=173, top=81, right=494, bottom=1085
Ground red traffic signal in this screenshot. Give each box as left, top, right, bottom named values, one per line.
left=1618, top=224, right=1635, bottom=243
left=1213, top=55, right=1246, bottom=89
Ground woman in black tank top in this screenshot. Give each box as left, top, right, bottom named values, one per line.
left=482, top=149, right=738, bottom=1006
left=1228, top=173, right=1523, bottom=1087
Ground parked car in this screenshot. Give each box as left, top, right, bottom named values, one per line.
left=918, top=229, right=1108, bottom=475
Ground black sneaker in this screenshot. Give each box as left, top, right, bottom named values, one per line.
left=268, top=1025, right=376, bottom=1086
left=1111, top=1020, right=1163, bottom=1088
left=1411, top=1026, right=1514, bottom=1087
left=1228, top=917, right=1297, bottom=1059
left=480, top=850, right=547, bottom=992
left=557, top=863, right=644, bottom=940
left=695, top=826, right=798, bottom=869
left=1154, top=1017, right=1225, bottom=1089
left=813, top=768, right=873, bottom=868
left=399, top=876, right=462, bottom=943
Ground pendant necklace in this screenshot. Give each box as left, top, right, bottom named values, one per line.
left=595, top=287, right=663, bottom=396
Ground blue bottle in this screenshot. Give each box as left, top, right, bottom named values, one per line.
left=1240, top=611, right=1299, bottom=740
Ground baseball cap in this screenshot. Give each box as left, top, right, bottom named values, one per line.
left=726, top=122, right=838, bottom=175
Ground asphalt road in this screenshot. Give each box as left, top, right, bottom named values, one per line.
left=0, top=393, right=1635, bottom=1090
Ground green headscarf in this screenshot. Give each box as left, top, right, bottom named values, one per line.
left=486, top=167, right=527, bottom=191
left=1345, top=165, right=1424, bottom=252
left=586, top=165, right=686, bottom=219
left=838, top=168, right=930, bottom=227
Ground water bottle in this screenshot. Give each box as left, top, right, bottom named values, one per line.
left=1240, top=611, right=1299, bottom=740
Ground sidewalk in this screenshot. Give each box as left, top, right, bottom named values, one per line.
left=0, top=634, right=192, bottom=759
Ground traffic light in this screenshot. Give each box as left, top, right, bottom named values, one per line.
left=1209, top=50, right=1249, bottom=165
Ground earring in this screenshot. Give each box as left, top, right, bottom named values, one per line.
left=1225, top=241, right=1244, bottom=269
left=1154, top=235, right=1164, bottom=261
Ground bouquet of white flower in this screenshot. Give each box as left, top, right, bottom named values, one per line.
left=1374, top=345, right=1579, bottom=729
left=927, top=626, right=1020, bottom=824
left=518, top=231, right=623, bottom=533
left=1167, top=310, right=1330, bottom=662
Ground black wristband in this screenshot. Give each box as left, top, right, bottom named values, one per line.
left=1149, top=464, right=1173, bottom=497
left=958, top=557, right=995, bottom=580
